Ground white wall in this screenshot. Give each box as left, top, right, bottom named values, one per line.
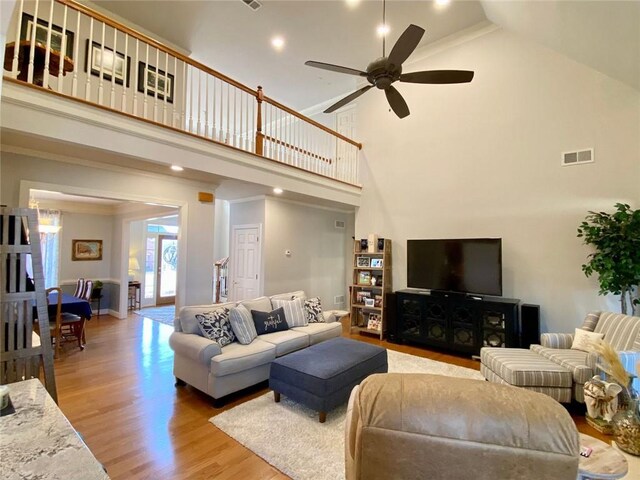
left=59, top=211, right=114, bottom=281
left=1, top=152, right=216, bottom=311
left=355, top=28, right=640, bottom=333
left=213, top=199, right=230, bottom=262
left=264, top=198, right=353, bottom=310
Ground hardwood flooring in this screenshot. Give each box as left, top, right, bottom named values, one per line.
left=49, top=313, right=606, bottom=479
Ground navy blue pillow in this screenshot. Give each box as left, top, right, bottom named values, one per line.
left=251, top=307, right=289, bottom=335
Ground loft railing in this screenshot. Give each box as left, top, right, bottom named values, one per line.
left=2, top=0, right=362, bottom=185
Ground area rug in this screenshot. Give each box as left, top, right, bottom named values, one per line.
left=210, top=349, right=484, bottom=480
left=134, top=305, right=175, bottom=326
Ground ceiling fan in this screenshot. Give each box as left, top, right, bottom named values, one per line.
left=305, top=1, right=474, bottom=119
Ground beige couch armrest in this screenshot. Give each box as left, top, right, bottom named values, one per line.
left=322, top=311, right=337, bottom=323
left=345, top=384, right=360, bottom=480
left=540, top=333, right=574, bottom=349
left=169, top=331, right=222, bottom=365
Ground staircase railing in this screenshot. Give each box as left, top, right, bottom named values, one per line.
left=2, top=0, right=362, bottom=186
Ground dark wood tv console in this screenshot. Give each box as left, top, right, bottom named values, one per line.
left=394, top=289, right=521, bottom=355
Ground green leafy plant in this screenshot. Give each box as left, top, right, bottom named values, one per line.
left=577, top=203, right=640, bottom=315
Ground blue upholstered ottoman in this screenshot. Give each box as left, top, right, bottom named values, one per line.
left=269, top=337, right=388, bottom=422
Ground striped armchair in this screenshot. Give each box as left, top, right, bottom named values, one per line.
left=530, top=312, right=640, bottom=402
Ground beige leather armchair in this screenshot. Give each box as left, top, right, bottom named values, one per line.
left=345, top=373, right=579, bottom=480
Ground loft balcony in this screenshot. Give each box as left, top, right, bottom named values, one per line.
left=1, top=0, right=362, bottom=200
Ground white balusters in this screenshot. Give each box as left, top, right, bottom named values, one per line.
left=71, top=7, right=80, bottom=96
left=121, top=34, right=129, bottom=112
left=27, top=0, right=40, bottom=84
left=85, top=16, right=93, bottom=101
left=133, top=39, right=139, bottom=115
left=163, top=51, right=169, bottom=125
left=109, top=26, right=117, bottom=108
left=56, top=4, right=68, bottom=93
left=41, top=0, right=54, bottom=89
left=98, top=22, right=106, bottom=105
left=11, top=0, right=24, bottom=79
left=153, top=47, right=160, bottom=122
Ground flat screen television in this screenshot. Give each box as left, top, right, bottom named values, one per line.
left=407, top=238, right=502, bottom=296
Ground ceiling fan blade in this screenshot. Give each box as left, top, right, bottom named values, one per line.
left=305, top=60, right=367, bottom=77
left=387, top=24, right=425, bottom=67
left=385, top=86, right=410, bottom=119
left=400, top=70, right=475, bottom=84
left=324, top=85, right=373, bottom=113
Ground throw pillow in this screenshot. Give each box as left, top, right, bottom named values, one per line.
left=251, top=307, right=289, bottom=335
left=571, top=328, right=604, bottom=353
left=581, top=312, right=601, bottom=332
left=229, top=304, right=258, bottom=345
left=304, top=297, right=324, bottom=323
left=272, top=297, right=307, bottom=327
left=195, top=308, right=236, bottom=347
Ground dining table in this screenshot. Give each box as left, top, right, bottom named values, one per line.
left=45, top=292, right=93, bottom=320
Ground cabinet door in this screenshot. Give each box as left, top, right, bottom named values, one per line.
left=449, top=302, right=479, bottom=353
left=397, top=295, right=423, bottom=341
left=422, top=298, right=448, bottom=347
left=479, top=304, right=518, bottom=349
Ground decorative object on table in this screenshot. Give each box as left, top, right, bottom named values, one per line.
left=367, top=234, right=378, bottom=253
left=577, top=203, right=640, bottom=315
left=358, top=271, right=371, bottom=286
left=138, top=61, right=175, bottom=103
left=356, top=256, right=370, bottom=268
left=584, top=375, right=623, bottom=426
left=20, top=12, right=75, bottom=59
left=371, top=258, right=383, bottom=268
left=71, top=239, right=102, bottom=261
left=595, top=340, right=640, bottom=455
left=85, top=40, right=131, bottom=86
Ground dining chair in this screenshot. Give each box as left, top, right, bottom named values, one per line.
left=73, top=278, right=87, bottom=299
left=46, top=287, right=63, bottom=359
left=61, top=279, right=92, bottom=350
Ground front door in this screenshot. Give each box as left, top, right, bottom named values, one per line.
left=156, top=234, right=178, bottom=305
left=230, top=225, right=261, bottom=301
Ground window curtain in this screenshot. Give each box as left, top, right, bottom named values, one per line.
left=38, top=209, right=61, bottom=288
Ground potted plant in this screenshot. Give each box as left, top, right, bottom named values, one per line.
left=91, top=280, right=103, bottom=299
left=577, top=203, right=640, bottom=315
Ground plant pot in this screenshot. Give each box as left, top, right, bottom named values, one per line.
left=612, top=399, right=640, bottom=456
left=91, top=287, right=103, bottom=300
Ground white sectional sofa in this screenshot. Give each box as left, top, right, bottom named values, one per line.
left=169, top=291, right=342, bottom=401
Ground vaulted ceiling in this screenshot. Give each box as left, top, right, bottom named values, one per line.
left=91, top=1, right=640, bottom=111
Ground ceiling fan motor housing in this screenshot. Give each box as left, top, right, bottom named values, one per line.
left=367, top=57, right=402, bottom=90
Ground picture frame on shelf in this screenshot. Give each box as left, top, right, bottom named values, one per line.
left=85, top=40, right=130, bottom=86
left=357, top=271, right=371, bottom=286
left=359, top=239, right=368, bottom=251
left=371, top=258, right=383, bottom=268
left=356, top=256, right=370, bottom=268
left=374, top=295, right=383, bottom=308
left=367, top=313, right=382, bottom=331
left=72, top=239, right=103, bottom=261
left=138, top=61, right=174, bottom=103
left=356, top=291, right=371, bottom=303
left=364, top=298, right=375, bottom=307
left=20, top=13, right=75, bottom=60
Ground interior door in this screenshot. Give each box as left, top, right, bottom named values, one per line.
left=156, top=234, right=178, bottom=305
left=230, top=225, right=261, bottom=301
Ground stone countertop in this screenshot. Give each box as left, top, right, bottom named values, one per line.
left=0, top=379, right=110, bottom=480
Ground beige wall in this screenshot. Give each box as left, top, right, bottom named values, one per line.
left=355, top=28, right=640, bottom=333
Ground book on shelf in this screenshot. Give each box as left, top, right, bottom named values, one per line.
left=367, top=313, right=382, bottom=331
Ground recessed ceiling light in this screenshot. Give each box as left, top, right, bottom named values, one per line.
left=273, top=187, right=283, bottom=194
left=171, top=165, right=184, bottom=172
left=271, top=36, right=285, bottom=51
left=345, top=0, right=360, bottom=8
left=376, top=24, right=390, bottom=37
left=435, top=0, right=450, bottom=7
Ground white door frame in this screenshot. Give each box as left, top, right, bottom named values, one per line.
left=229, top=223, right=263, bottom=302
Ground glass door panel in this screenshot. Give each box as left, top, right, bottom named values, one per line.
left=156, top=235, right=177, bottom=305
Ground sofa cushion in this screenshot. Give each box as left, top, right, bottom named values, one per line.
left=530, top=345, right=593, bottom=384
left=239, top=296, right=273, bottom=313
left=270, top=291, right=306, bottom=302
left=196, top=307, right=236, bottom=347
left=178, top=302, right=236, bottom=335
left=594, top=312, right=640, bottom=351
left=259, top=329, right=310, bottom=356
left=229, top=304, right=257, bottom=345
left=292, top=322, right=342, bottom=345
left=481, top=348, right=573, bottom=388
left=252, top=307, right=289, bottom=335
left=272, top=297, right=307, bottom=327
left=210, top=339, right=276, bottom=377
left=571, top=328, right=604, bottom=353
left=304, top=297, right=323, bottom=323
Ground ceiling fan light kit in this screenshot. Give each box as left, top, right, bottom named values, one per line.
left=305, top=1, right=474, bottom=119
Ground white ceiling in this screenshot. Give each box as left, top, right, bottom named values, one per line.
left=91, top=0, right=639, bottom=112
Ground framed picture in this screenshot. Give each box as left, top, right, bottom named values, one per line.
left=358, top=271, right=371, bottom=286
left=374, top=295, right=383, bottom=308
left=85, top=40, right=130, bottom=86
left=72, top=239, right=103, bottom=261
left=356, top=291, right=371, bottom=303
left=20, top=13, right=75, bottom=60
left=364, top=298, right=375, bottom=307
left=356, top=256, right=370, bottom=268
left=371, top=258, right=383, bottom=268
left=367, top=313, right=382, bottom=331
left=138, top=61, right=174, bottom=103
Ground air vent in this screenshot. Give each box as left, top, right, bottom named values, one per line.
left=335, top=220, right=345, bottom=229
left=562, top=148, right=594, bottom=166
left=241, top=0, right=262, bottom=11
left=334, top=295, right=345, bottom=305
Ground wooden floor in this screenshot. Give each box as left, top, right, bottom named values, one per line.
left=49, top=313, right=606, bottom=479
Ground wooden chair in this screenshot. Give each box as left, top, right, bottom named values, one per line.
left=0, top=208, right=57, bottom=402
left=73, top=278, right=86, bottom=298
left=46, top=287, right=63, bottom=359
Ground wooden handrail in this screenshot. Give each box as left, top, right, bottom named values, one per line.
left=263, top=95, right=362, bottom=149
left=264, top=134, right=332, bottom=164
